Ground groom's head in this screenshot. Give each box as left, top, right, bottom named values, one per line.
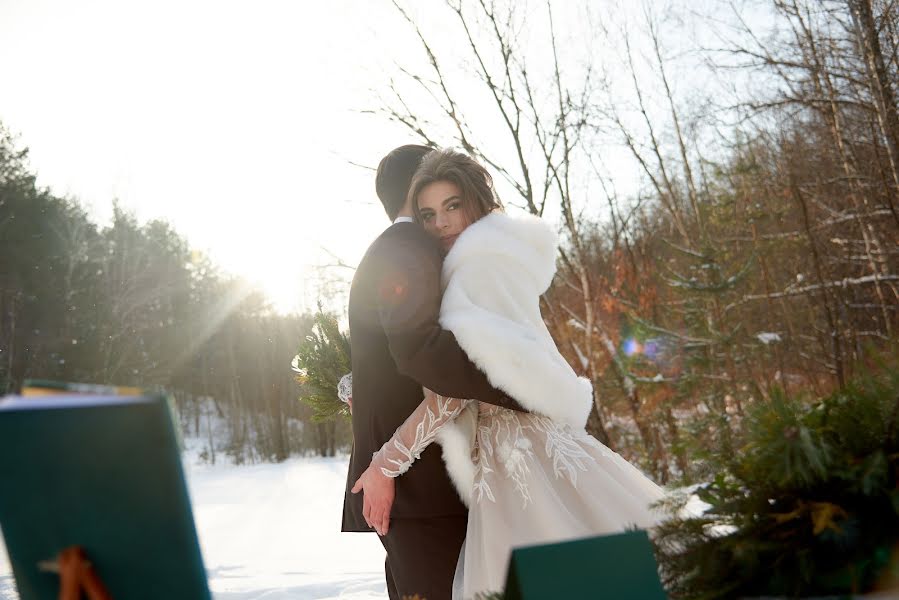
left=376, top=144, right=433, bottom=220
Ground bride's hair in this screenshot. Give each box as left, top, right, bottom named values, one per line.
left=408, top=149, right=504, bottom=225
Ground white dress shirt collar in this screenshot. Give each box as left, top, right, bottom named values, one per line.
left=393, top=216, right=415, bottom=224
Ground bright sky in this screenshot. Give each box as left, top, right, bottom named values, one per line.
left=0, top=0, right=431, bottom=314
left=0, top=0, right=740, bottom=315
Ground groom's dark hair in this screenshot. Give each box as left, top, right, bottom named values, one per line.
left=375, top=144, right=433, bottom=220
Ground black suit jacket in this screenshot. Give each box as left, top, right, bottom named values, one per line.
left=342, top=222, right=524, bottom=531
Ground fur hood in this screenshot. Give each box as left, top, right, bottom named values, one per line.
left=440, top=211, right=593, bottom=429
left=441, top=212, right=558, bottom=297
left=435, top=212, right=594, bottom=504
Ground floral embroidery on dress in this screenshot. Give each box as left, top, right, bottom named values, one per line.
left=471, top=406, right=601, bottom=508
left=486, top=410, right=536, bottom=508
left=369, top=388, right=622, bottom=512
left=473, top=424, right=497, bottom=504
left=539, top=417, right=595, bottom=488
left=371, top=393, right=471, bottom=478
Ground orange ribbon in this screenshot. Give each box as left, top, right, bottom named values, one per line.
left=57, top=546, right=113, bottom=600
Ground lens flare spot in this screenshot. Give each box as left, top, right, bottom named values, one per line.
left=623, top=338, right=642, bottom=356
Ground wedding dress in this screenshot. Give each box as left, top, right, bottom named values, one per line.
left=364, top=212, right=666, bottom=599
left=369, top=390, right=665, bottom=598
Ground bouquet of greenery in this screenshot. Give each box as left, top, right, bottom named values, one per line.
left=293, top=307, right=351, bottom=423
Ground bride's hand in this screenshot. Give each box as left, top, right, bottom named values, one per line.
left=351, top=464, right=395, bottom=536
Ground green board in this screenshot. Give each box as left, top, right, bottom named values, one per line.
left=504, top=529, right=667, bottom=599
left=0, top=393, right=210, bottom=600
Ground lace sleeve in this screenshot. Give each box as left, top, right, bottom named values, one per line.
left=337, top=373, right=353, bottom=404
left=371, top=389, right=472, bottom=478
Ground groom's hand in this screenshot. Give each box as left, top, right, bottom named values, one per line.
left=351, top=465, right=395, bottom=536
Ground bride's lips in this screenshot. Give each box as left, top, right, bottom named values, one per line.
left=440, top=234, right=459, bottom=248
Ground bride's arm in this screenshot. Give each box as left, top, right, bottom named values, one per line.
left=372, top=389, right=472, bottom=477
left=351, top=389, right=472, bottom=535
left=376, top=233, right=526, bottom=414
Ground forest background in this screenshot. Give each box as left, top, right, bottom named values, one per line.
left=1, top=0, right=897, bottom=486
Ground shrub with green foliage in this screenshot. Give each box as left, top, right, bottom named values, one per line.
left=655, top=353, right=899, bottom=598
left=293, top=308, right=351, bottom=423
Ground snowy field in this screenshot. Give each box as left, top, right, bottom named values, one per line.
left=0, top=453, right=388, bottom=600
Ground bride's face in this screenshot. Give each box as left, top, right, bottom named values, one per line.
left=417, top=180, right=471, bottom=251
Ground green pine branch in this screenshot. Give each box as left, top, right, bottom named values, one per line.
left=654, top=351, right=899, bottom=598
left=294, top=307, right=351, bottom=423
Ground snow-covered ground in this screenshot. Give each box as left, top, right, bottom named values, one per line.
left=0, top=452, right=388, bottom=600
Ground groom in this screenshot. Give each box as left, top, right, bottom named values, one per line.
left=342, top=144, right=525, bottom=600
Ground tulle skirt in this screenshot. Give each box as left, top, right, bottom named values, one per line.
left=452, top=406, right=666, bottom=599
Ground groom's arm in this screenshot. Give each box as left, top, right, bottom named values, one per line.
left=376, top=232, right=527, bottom=413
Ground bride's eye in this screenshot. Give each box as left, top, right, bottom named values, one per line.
left=421, top=212, right=434, bottom=222
left=447, top=201, right=461, bottom=211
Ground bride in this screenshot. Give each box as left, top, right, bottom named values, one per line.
left=350, top=148, right=665, bottom=599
